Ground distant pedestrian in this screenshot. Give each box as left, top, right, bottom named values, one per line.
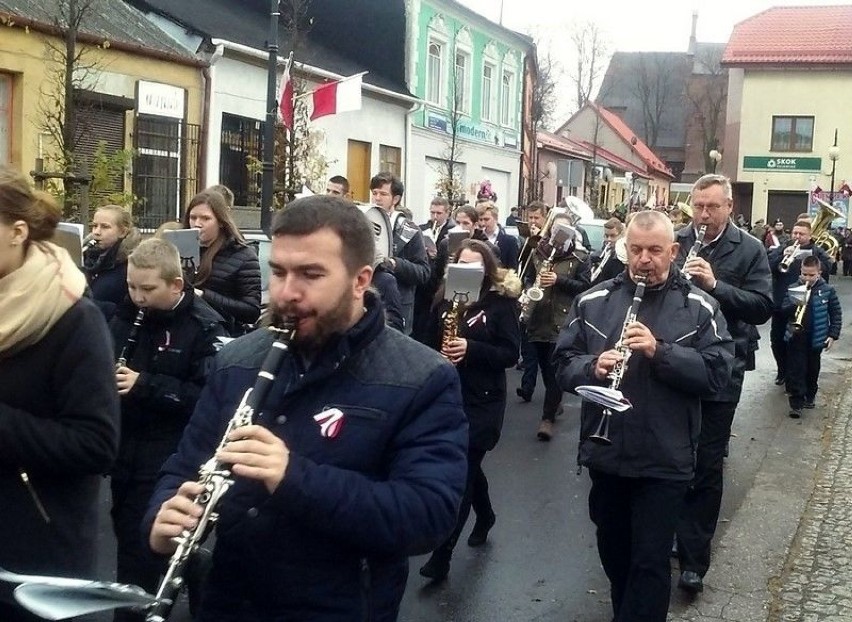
left=782, top=255, right=841, bottom=418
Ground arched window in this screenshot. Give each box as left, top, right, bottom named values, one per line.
left=501, top=72, right=512, bottom=126
left=427, top=41, right=443, bottom=105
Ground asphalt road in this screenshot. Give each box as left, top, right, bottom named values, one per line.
left=84, top=275, right=852, bottom=622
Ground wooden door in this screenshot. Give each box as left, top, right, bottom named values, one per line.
left=347, top=140, right=371, bottom=202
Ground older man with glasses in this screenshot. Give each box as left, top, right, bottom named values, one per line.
left=673, top=174, right=773, bottom=595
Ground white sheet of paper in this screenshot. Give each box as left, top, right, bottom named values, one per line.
left=575, top=385, right=633, bottom=412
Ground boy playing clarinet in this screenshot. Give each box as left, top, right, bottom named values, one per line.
left=109, top=238, right=226, bottom=619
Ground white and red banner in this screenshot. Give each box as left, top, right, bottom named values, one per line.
left=309, top=73, right=365, bottom=121
left=278, top=52, right=294, bottom=129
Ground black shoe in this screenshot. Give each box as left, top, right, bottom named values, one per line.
left=678, top=570, right=704, bottom=594
left=804, top=399, right=815, bottom=409
left=419, top=551, right=451, bottom=581
left=516, top=387, right=532, bottom=402
left=467, top=512, right=496, bottom=547
left=789, top=408, right=802, bottom=419
left=774, top=375, right=785, bottom=386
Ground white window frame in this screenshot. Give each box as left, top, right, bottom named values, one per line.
left=500, top=70, right=514, bottom=127
left=426, top=39, right=444, bottom=106
left=481, top=62, right=496, bottom=122
left=454, top=49, right=471, bottom=113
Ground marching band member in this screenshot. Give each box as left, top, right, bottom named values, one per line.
left=781, top=255, right=841, bottom=418
left=182, top=190, right=261, bottom=336
left=0, top=167, right=118, bottom=619
left=420, top=239, right=521, bottom=581
left=82, top=204, right=142, bottom=321
left=108, top=239, right=226, bottom=619
left=522, top=211, right=591, bottom=441
left=146, top=196, right=467, bottom=621
left=590, top=217, right=626, bottom=286
left=674, top=174, right=773, bottom=595
left=555, top=210, right=734, bottom=622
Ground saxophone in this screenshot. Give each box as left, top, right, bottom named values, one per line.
left=519, top=248, right=556, bottom=324
left=441, top=293, right=468, bottom=362
left=145, top=319, right=297, bottom=622
left=682, top=224, right=708, bottom=281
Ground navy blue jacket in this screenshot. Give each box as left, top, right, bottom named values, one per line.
left=767, top=242, right=831, bottom=308
left=782, top=278, right=842, bottom=349
left=144, top=293, right=467, bottom=621
left=83, top=243, right=129, bottom=321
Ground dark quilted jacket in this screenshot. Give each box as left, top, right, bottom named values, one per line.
left=198, top=238, right=261, bottom=333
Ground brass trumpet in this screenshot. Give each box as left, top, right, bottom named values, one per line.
left=791, top=281, right=813, bottom=334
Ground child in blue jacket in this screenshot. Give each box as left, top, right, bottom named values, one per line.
left=783, top=255, right=842, bottom=418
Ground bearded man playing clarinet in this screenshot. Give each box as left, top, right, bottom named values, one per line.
left=674, top=174, right=773, bottom=596
left=145, top=196, right=468, bottom=622
left=555, top=210, right=734, bottom=622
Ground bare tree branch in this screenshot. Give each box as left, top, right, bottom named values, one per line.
left=686, top=47, right=728, bottom=173
left=568, top=20, right=609, bottom=111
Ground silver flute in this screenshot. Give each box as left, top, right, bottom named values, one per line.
left=146, top=319, right=297, bottom=622
left=682, top=224, right=708, bottom=281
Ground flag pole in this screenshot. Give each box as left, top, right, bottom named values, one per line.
left=261, top=0, right=280, bottom=235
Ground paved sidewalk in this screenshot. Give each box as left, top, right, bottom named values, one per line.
left=669, top=353, right=852, bottom=622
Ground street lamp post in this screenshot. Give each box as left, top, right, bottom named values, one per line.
left=709, top=149, right=722, bottom=173
left=828, top=129, right=840, bottom=205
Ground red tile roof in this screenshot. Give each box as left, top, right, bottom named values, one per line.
left=724, top=5, right=852, bottom=65
left=589, top=102, right=674, bottom=179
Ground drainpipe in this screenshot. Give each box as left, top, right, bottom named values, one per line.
left=200, top=43, right=225, bottom=190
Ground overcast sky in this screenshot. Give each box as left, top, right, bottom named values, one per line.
left=457, top=0, right=837, bottom=125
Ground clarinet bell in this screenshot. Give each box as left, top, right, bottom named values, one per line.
left=588, top=409, right=612, bottom=446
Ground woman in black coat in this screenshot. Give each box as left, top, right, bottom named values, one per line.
left=183, top=190, right=261, bottom=335
left=82, top=205, right=142, bottom=321
left=0, top=168, right=119, bottom=620
left=419, top=238, right=521, bottom=581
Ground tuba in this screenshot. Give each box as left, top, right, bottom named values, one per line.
left=811, top=198, right=844, bottom=257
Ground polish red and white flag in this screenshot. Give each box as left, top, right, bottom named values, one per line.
left=309, top=73, right=366, bottom=121
left=279, top=53, right=294, bottom=129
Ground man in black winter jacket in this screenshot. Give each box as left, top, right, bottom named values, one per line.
left=555, top=210, right=734, bottom=622
left=370, top=172, right=431, bottom=335
left=674, top=174, right=773, bottom=595
left=110, top=238, right=226, bottom=614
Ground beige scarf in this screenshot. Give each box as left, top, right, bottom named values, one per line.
left=0, top=241, right=87, bottom=357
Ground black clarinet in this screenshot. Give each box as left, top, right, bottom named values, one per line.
left=145, top=319, right=297, bottom=622
left=117, top=308, right=146, bottom=368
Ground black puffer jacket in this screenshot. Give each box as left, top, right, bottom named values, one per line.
left=198, top=238, right=261, bottom=333
left=555, top=271, right=735, bottom=480
left=109, top=290, right=227, bottom=482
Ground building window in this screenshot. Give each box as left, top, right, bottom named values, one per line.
left=501, top=71, right=513, bottom=127
left=771, top=116, right=814, bottom=152
left=0, top=74, right=10, bottom=165
left=482, top=63, right=495, bottom=121
left=219, top=113, right=263, bottom=207
left=379, top=144, right=401, bottom=178
left=427, top=41, right=443, bottom=105
left=454, top=51, right=470, bottom=113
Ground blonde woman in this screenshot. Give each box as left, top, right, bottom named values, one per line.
left=82, top=204, right=142, bottom=320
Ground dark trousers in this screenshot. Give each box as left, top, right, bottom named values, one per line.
left=843, top=259, right=852, bottom=277
left=676, top=400, right=738, bottom=577
left=437, top=447, right=490, bottom=554
left=769, top=312, right=788, bottom=377
left=785, top=337, right=822, bottom=408
left=589, top=470, right=688, bottom=622
left=111, top=477, right=164, bottom=622
left=532, top=341, right=561, bottom=422
left=519, top=329, right=538, bottom=393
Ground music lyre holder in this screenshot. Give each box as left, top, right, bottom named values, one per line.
left=575, top=385, right=632, bottom=446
